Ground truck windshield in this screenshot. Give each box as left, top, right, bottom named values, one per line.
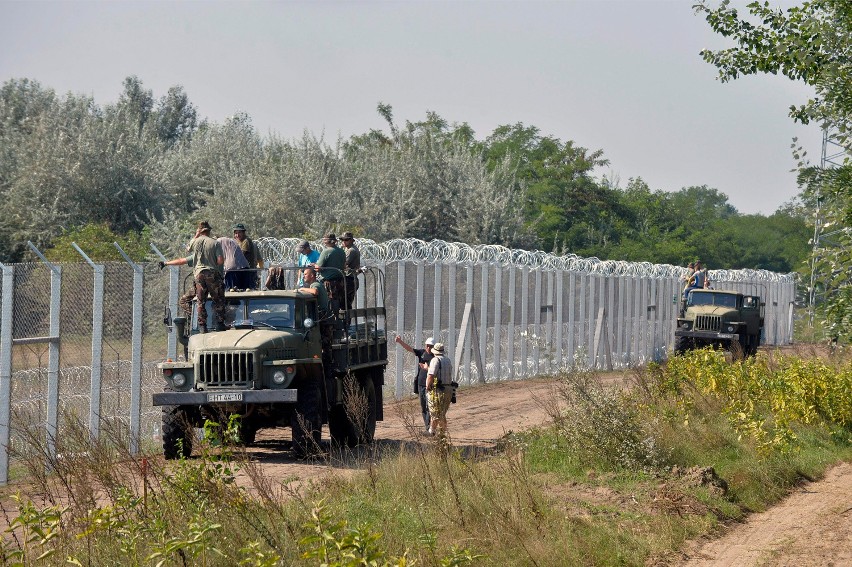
left=200, top=298, right=297, bottom=329
left=688, top=292, right=737, bottom=308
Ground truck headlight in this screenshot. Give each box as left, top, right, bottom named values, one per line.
left=172, top=373, right=187, bottom=388
left=727, top=325, right=735, bottom=332
left=272, top=370, right=287, bottom=385
left=680, top=322, right=691, bottom=329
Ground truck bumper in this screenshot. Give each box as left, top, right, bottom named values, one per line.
left=675, top=330, right=739, bottom=341
left=152, top=389, right=298, bottom=406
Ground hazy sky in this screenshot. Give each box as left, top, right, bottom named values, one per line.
left=0, top=0, right=822, bottom=215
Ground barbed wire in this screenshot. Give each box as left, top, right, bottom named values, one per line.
left=256, top=237, right=795, bottom=282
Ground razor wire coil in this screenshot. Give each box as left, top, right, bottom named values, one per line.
left=256, top=237, right=795, bottom=282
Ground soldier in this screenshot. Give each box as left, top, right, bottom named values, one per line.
left=298, top=267, right=334, bottom=382
left=233, top=223, right=263, bottom=289
left=340, top=231, right=361, bottom=311
left=425, top=343, right=453, bottom=437
left=161, top=221, right=226, bottom=333
left=313, top=232, right=345, bottom=312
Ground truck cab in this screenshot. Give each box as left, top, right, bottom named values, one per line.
left=675, top=289, right=764, bottom=357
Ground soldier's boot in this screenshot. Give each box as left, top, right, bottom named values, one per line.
left=198, top=324, right=208, bottom=334
left=215, top=321, right=227, bottom=332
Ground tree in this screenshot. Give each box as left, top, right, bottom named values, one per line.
left=697, top=0, right=852, bottom=339
left=480, top=123, right=613, bottom=252
left=696, top=0, right=852, bottom=139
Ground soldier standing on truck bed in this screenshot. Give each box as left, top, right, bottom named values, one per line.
left=160, top=221, right=226, bottom=333
left=314, top=233, right=346, bottom=312
left=340, top=231, right=361, bottom=311
left=233, top=223, right=263, bottom=289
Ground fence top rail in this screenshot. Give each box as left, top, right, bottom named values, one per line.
left=255, top=237, right=796, bottom=282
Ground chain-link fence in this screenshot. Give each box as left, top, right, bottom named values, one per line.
left=0, top=237, right=795, bottom=483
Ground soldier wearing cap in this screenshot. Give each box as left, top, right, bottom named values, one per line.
left=313, top=232, right=346, bottom=310
left=340, top=231, right=361, bottom=310
left=161, top=221, right=226, bottom=333
left=233, top=223, right=262, bottom=289
left=394, top=335, right=435, bottom=432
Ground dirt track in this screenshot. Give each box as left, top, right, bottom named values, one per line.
left=246, top=373, right=852, bottom=566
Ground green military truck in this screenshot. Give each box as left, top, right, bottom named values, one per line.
left=674, top=289, right=764, bottom=357
left=153, top=267, right=387, bottom=459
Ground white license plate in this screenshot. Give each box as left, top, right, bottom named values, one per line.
left=207, top=392, right=243, bottom=403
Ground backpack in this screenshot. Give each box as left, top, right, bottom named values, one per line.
left=434, top=357, right=459, bottom=403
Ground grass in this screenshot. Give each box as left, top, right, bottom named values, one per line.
left=0, top=348, right=850, bottom=566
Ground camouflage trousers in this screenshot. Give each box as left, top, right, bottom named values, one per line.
left=178, top=269, right=225, bottom=329
left=323, top=278, right=345, bottom=314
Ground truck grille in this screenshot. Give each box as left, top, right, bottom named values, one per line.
left=198, top=351, right=254, bottom=387
left=267, top=348, right=297, bottom=360
left=694, top=315, right=722, bottom=332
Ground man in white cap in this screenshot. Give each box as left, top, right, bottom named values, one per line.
left=426, top=342, right=453, bottom=437
left=394, top=335, right=435, bottom=432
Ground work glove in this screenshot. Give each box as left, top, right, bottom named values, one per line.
left=158, top=261, right=165, bottom=270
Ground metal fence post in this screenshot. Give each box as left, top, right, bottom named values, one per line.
left=578, top=274, right=587, bottom=366
left=71, top=243, right=105, bottom=440
left=432, top=263, right=442, bottom=344
left=447, top=262, right=457, bottom=364
left=507, top=265, right=516, bottom=380
left=114, top=242, right=143, bottom=455
left=151, top=243, right=179, bottom=360
left=568, top=272, right=576, bottom=364
left=544, top=271, right=553, bottom=373
left=0, top=264, right=14, bottom=484
left=533, top=268, right=542, bottom=375
left=520, top=266, right=529, bottom=377
left=479, top=264, right=488, bottom=383
left=555, top=270, right=564, bottom=369
left=464, top=264, right=474, bottom=383
left=415, top=263, right=425, bottom=348
left=26, top=242, right=62, bottom=462
left=492, top=265, right=502, bottom=381
left=395, top=261, right=406, bottom=399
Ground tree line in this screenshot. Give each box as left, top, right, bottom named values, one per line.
left=0, top=75, right=810, bottom=274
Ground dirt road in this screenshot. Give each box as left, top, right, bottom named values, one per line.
left=246, top=374, right=852, bottom=566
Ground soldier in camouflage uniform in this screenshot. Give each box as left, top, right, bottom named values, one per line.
left=161, top=221, right=226, bottom=333
left=314, top=233, right=345, bottom=314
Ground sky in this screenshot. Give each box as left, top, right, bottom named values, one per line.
left=0, top=0, right=824, bottom=216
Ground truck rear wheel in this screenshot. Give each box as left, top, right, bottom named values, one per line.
left=162, top=405, right=193, bottom=460
left=329, top=373, right=377, bottom=448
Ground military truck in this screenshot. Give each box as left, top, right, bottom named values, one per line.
left=674, top=289, right=764, bottom=357
left=153, top=267, right=387, bottom=459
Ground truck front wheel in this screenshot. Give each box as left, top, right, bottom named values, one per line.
left=162, top=405, right=193, bottom=460
left=291, top=378, right=322, bottom=457
left=674, top=336, right=692, bottom=355
left=329, top=373, right=377, bottom=448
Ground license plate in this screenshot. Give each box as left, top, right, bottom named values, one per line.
left=207, top=392, right=243, bottom=403
left=718, top=333, right=734, bottom=339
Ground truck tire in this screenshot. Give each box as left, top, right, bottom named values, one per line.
left=239, top=423, right=258, bottom=445
left=329, top=373, right=377, bottom=448
left=674, top=336, right=692, bottom=355
left=747, top=335, right=759, bottom=357
left=291, top=378, right=322, bottom=457
left=162, top=405, right=193, bottom=460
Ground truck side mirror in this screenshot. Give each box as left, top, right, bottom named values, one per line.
left=174, top=317, right=189, bottom=347
left=163, top=306, right=173, bottom=326
left=303, top=317, right=314, bottom=341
